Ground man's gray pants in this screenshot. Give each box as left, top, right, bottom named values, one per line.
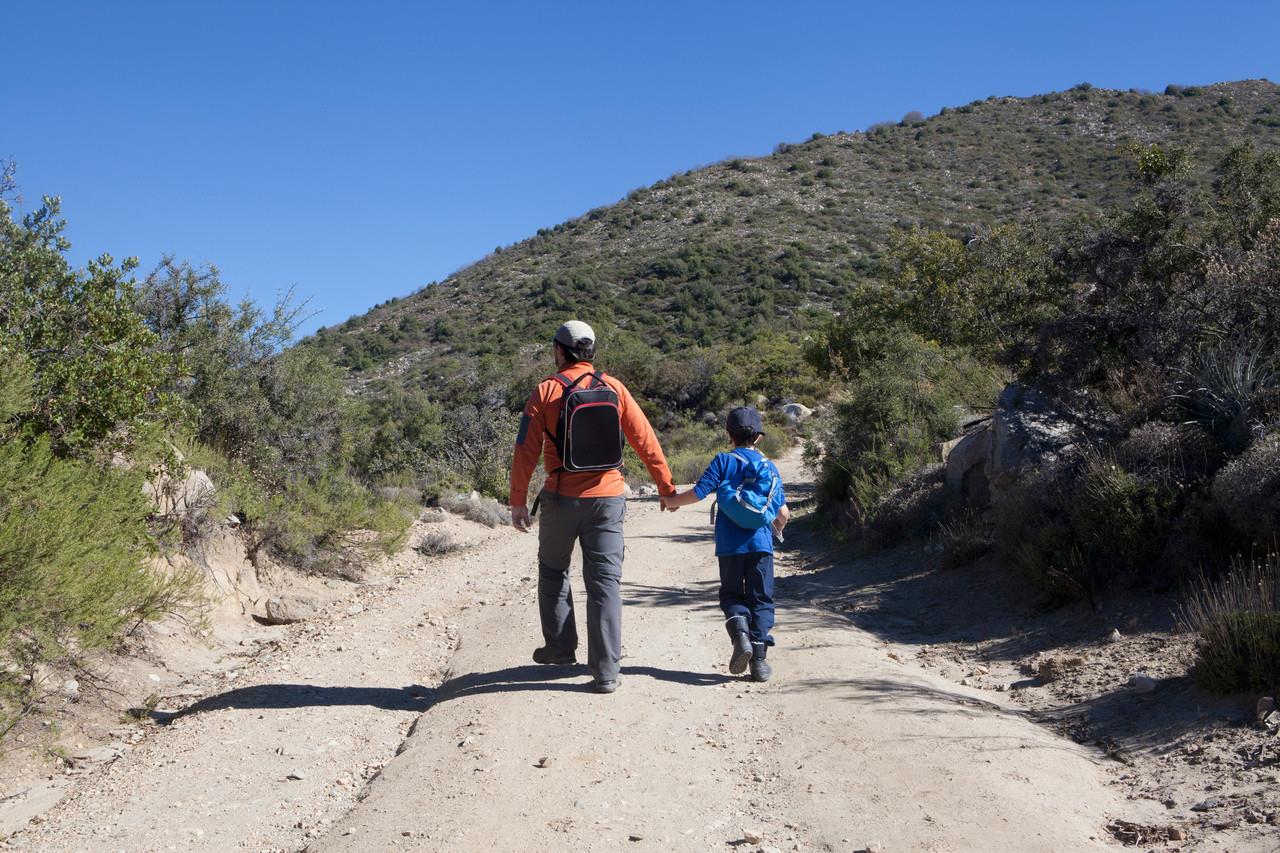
left=537, top=492, right=627, bottom=683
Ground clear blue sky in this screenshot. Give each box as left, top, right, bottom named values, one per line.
left=8, top=1, right=1278, bottom=336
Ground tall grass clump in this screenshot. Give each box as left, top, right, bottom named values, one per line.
left=1178, top=555, right=1280, bottom=694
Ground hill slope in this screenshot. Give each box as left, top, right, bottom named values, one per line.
left=309, top=80, right=1280, bottom=401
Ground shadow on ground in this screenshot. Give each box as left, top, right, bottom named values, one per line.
left=158, top=664, right=732, bottom=722
left=774, top=520, right=1253, bottom=761
left=153, top=684, right=434, bottom=722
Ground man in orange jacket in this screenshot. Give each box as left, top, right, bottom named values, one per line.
left=510, top=321, right=676, bottom=694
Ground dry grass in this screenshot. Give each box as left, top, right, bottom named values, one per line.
left=1177, top=554, right=1280, bottom=694
left=416, top=531, right=463, bottom=558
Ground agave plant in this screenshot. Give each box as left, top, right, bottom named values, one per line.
left=1174, top=334, right=1279, bottom=450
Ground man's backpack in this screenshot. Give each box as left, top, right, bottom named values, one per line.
left=547, top=371, right=624, bottom=472
left=714, top=450, right=781, bottom=530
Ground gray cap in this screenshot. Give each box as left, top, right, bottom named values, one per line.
left=554, top=320, right=596, bottom=349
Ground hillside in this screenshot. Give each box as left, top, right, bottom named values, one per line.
left=308, top=79, right=1280, bottom=403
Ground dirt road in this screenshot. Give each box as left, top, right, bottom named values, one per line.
left=13, top=454, right=1139, bottom=852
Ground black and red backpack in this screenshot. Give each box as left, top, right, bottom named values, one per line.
left=546, top=371, right=624, bottom=472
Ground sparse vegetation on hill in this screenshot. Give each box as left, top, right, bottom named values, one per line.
left=309, top=81, right=1280, bottom=427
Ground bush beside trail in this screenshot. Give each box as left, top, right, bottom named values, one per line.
left=803, top=142, right=1280, bottom=692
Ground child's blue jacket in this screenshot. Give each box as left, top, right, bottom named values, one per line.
left=693, top=448, right=786, bottom=556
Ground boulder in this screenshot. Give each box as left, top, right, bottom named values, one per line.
left=143, top=467, right=216, bottom=519
left=989, top=384, right=1080, bottom=491
left=263, top=595, right=320, bottom=625
left=943, top=423, right=992, bottom=510
left=779, top=402, right=813, bottom=424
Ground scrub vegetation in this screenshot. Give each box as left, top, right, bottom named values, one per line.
left=4, top=80, right=1280, bottom=730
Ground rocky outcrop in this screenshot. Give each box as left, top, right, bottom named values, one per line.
left=941, top=384, right=1082, bottom=511
left=988, top=384, right=1081, bottom=494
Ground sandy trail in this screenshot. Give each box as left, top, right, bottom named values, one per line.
left=15, top=453, right=1135, bottom=852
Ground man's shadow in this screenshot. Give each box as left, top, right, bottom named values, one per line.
left=151, top=664, right=731, bottom=722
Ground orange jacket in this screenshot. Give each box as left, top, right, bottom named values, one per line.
left=509, top=362, right=675, bottom=507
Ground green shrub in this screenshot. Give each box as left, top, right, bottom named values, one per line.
left=1, top=199, right=180, bottom=456
left=862, top=464, right=946, bottom=546
left=1114, top=420, right=1223, bottom=487
left=1211, top=434, right=1280, bottom=547
left=806, top=329, right=1003, bottom=527
left=1178, top=555, right=1280, bottom=694
left=248, top=473, right=415, bottom=574
left=0, top=436, right=200, bottom=732
left=1069, top=451, right=1179, bottom=571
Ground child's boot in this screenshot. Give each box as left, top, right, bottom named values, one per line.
left=725, top=616, right=753, bottom=674
left=749, top=642, right=772, bottom=683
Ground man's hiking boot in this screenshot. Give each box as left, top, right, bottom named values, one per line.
left=532, top=646, right=577, bottom=666
left=725, top=616, right=753, bottom=675
left=749, top=642, right=772, bottom=683
left=592, top=678, right=618, bottom=694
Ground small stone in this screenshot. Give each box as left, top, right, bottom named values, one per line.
left=536, top=756, right=553, bottom=768
left=1127, top=673, right=1157, bottom=693
left=628, top=834, right=643, bottom=842
left=62, top=679, right=80, bottom=698
left=286, top=771, right=305, bottom=781
left=742, top=829, right=763, bottom=844
left=1168, top=827, right=1186, bottom=840
left=1244, top=809, right=1264, bottom=824
left=264, top=595, right=319, bottom=625
left=1108, top=628, right=1122, bottom=643
left=342, top=828, right=356, bottom=836
left=972, top=665, right=990, bottom=676
left=347, top=603, right=364, bottom=616
left=1257, top=696, right=1276, bottom=722
left=1191, top=797, right=1220, bottom=812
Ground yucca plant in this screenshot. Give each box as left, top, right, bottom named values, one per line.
left=1175, top=335, right=1279, bottom=451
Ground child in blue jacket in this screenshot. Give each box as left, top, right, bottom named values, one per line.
left=661, top=406, right=789, bottom=681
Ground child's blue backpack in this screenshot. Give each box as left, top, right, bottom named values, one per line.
left=713, top=450, right=782, bottom=531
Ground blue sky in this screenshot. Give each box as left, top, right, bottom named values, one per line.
left=7, top=1, right=1279, bottom=336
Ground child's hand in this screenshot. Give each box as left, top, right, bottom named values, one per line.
left=659, top=497, right=680, bottom=512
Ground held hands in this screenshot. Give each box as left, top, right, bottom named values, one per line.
left=510, top=505, right=531, bottom=533
left=659, top=496, right=680, bottom=512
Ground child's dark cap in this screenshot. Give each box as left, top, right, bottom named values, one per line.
left=726, top=406, right=765, bottom=440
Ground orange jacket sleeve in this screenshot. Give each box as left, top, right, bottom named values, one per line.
left=509, top=383, right=547, bottom=507
left=615, top=380, right=675, bottom=496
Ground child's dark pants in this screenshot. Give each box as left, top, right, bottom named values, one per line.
left=718, top=552, right=774, bottom=645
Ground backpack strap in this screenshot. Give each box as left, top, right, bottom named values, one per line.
left=549, top=372, right=591, bottom=390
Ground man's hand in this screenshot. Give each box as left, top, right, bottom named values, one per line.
left=511, top=505, right=531, bottom=533
left=659, top=496, right=680, bottom=512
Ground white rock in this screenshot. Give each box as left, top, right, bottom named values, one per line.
left=347, top=603, right=365, bottom=616
left=742, top=829, right=763, bottom=844
left=62, top=679, right=80, bottom=698
left=1127, top=673, right=1157, bottom=693
left=1108, top=628, right=1123, bottom=643
left=779, top=402, right=813, bottom=424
